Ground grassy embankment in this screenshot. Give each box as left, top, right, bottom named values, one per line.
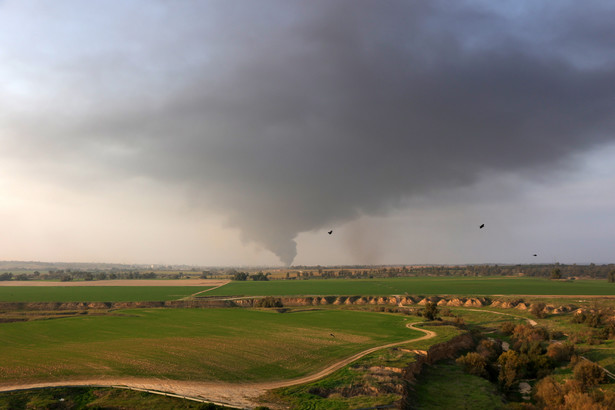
left=0, top=308, right=421, bottom=384
left=0, top=286, right=212, bottom=302
left=206, top=277, right=615, bottom=297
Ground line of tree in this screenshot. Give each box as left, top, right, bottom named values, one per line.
left=280, top=264, right=615, bottom=280
left=231, top=271, right=270, bottom=281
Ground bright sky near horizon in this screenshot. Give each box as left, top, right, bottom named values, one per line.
left=1, top=0, right=614, bottom=266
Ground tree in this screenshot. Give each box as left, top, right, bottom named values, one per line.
left=550, top=267, right=562, bottom=280
left=251, top=272, right=269, bottom=281
left=232, top=272, right=249, bottom=281
left=0, top=272, right=13, bottom=281
left=423, top=301, right=439, bottom=321
left=608, top=270, right=615, bottom=283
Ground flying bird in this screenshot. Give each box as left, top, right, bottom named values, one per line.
left=479, top=224, right=485, bottom=229
left=533, top=254, right=537, bottom=257
left=328, top=230, right=333, bottom=235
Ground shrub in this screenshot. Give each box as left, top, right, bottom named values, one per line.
left=423, top=301, right=439, bottom=321
left=530, top=302, right=547, bottom=318
left=573, top=360, right=607, bottom=390
left=477, top=339, right=502, bottom=362
left=456, top=352, right=488, bottom=377
left=497, top=350, right=529, bottom=391
left=534, top=376, right=565, bottom=409
left=256, top=297, right=283, bottom=308
left=546, top=343, right=574, bottom=363
left=585, top=312, right=603, bottom=328
left=500, top=321, right=516, bottom=335
left=563, top=391, right=595, bottom=409
left=511, top=324, right=549, bottom=349
left=531, top=354, right=555, bottom=379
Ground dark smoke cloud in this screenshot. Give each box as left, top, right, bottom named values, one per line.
left=3, top=1, right=615, bottom=264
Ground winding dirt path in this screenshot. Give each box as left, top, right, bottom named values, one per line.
left=0, top=321, right=436, bottom=409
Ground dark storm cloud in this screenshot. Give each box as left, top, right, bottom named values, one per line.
left=4, top=0, right=615, bottom=264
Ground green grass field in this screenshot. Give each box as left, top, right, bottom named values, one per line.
left=0, top=286, right=211, bottom=302
left=410, top=361, right=506, bottom=409
left=0, top=308, right=421, bottom=384
left=206, top=277, right=615, bottom=297
left=0, top=387, right=231, bottom=410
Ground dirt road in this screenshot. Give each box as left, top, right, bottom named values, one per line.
left=0, top=321, right=436, bottom=409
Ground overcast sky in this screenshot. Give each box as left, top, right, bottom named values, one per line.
left=1, top=0, right=614, bottom=266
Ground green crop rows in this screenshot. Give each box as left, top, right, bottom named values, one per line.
left=0, top=286, right=211, bottom=302
left=0, top=308, right=421, bottom=384
left=206, top=277, right=615, bottom=297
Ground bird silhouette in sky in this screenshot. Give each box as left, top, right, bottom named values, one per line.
left=328, top=230, right=333, bottom=235
left=533, top=254, right=537, bottom=257
left=479, top=224, right=485, bottom=229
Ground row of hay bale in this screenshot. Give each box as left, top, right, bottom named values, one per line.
left=270, top=295, right=578, bottom=315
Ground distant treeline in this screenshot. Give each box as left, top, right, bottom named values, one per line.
left=0, top=270, right=159, bottom=281
left=277, top=264, right=615, bottom=280
left=2, top=264, right=615, bottom=282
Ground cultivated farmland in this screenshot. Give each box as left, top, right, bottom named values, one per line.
left=0, top=286, right=212, bottom=302
left=205, top=277, right=615, bottom=297
left=0, top=308, right=421, bottom=384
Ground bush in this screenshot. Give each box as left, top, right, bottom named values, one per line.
left=256, top=297, right=283, bottom=308
left=511, top=324, right=549, bottom=350
left=546, top=343, right=574, bottom=363
left=563, top=391, right=596, bottom=409
left=423, top=301, right=439, bottom=321
left=534, top=376, right=565, bottom=409
left=500, top=321, right=516, bottom=335
left=476, top=339, right=502, bottom=362
left=531, top=354, right=555, bottom=379
left=573, top=360, right=607, bottom=390
left=456, top=352, right=488, bottom=377
left=530, top=302, right=547, bottom=318
left=585, top=312, right=603, bottom=328
left=497, top=350, right=529, bottom=391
